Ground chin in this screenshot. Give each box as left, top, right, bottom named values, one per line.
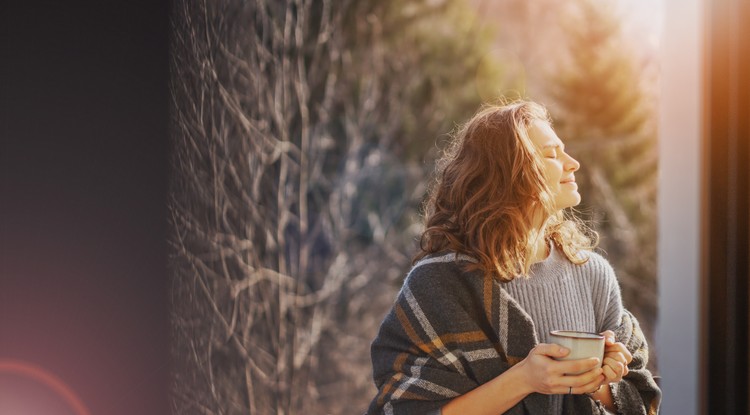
left=557, top=197, right=581, bottom=210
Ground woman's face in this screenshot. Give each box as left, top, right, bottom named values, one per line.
left=528, top=119, right=581, bottom=210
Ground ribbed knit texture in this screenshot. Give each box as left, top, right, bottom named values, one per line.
left=503, top=243, right=624, bottom=414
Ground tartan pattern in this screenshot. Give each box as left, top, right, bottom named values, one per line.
left=367, top=253, right=661, bottom=414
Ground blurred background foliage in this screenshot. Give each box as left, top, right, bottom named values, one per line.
left=168, top=0, right=659, bottom=413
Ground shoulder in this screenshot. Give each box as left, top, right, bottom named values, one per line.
left=575, top=250, right=625, bottom=330
left=574, top=249, right=619, bottom=287
left=382, top=252, right=490, bottom=339
left=405, top=252, right=476, bottom=285
left=401, top=252, right=481, bottom=300
left=577, top=249, right=615, bottom=273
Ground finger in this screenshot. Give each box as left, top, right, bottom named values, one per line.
left=604, top=342, right=629, bottom=356
left=552, top=374, right=604, bottom=395
left=556, top=357, right=601, bottom=375
left=605, top=342, right=633, bottom=364
left=604, top=351, right=628, bottom=367
left=603, top=356, right=626, bottom=377
left=601, top=362, right=619, bottom=382
left=569, top=374, right=606, bottom=395
left=603, top=351, right=629, bottom=375
left=558, top=366, right=603, bottom=387
left=602, top=356, right=629, bottom=377
left=600, top=330, right=616, bottom=345
left=533, top=343, right=570, bottom=359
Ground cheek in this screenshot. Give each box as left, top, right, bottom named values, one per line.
left=544, top=162, right=562, bottom=178
left=545, top=167, right=562, bottom=185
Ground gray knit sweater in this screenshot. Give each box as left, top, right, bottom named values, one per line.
left=504, top=243, right=624, bottom=414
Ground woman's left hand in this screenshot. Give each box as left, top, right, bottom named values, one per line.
left=586, top=330, right=633, bottom=411
left=599, top=330, right=633, bottom=384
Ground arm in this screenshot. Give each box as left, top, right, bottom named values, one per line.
left=440, top=361, right=529, bottom=415
left=587, top=254, right=631, bottom=412
left=589, top=255, right=660, bottom=414
left=442, top=344, right=605, bottom=415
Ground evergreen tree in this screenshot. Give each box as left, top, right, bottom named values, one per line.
left=548, top=0, right=659, bottom=369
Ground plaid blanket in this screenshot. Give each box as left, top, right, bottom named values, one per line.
left=367, top=254, right=661, bottom=414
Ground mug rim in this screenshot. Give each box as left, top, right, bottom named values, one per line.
left=549, top=330, right=604, bottom=340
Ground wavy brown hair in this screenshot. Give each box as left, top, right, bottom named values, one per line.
left=415, top=100, right=596, bottom=281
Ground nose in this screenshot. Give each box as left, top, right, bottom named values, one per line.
left=565, top=153, right=580, bottom=172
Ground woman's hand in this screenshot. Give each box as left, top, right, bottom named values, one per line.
left=516, top=343, right=606, bottom=395
left=443, top=343, right=608, bottom=415
left=599, top=330, right=633, bottom=384
left=585, top=330, right=634, bottom=411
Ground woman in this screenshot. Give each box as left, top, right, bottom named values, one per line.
left=367, top=101, right=661, bottom=414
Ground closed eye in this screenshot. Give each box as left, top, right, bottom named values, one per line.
left=543, top=143, right=562, bottom=159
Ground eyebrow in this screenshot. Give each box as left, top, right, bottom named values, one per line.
left=542, top=143, right=564, bottom=150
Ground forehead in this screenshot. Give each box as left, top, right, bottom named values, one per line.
left=527, top=119, right=562, bottom=148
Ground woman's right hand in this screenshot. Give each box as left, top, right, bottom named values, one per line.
left=442, top=342, right=604, bottom=415
left=515, top=343, right=605, bottom=395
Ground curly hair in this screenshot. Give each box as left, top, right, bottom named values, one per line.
left=415, top=100, right=596, bottom=281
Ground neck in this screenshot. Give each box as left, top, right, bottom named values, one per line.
left=527, top=230, right=549, bottom=264
left=526, top=209, right=551, bottom=264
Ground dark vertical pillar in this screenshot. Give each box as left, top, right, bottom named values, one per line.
left=704, top=0, right=750, bottom=413
left=1, top=2, right=169, bottom=414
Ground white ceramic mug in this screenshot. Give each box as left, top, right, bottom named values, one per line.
left=549, top=330, right=605, bottom=374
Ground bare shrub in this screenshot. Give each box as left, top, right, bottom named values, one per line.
left=168, top=1, right=492, bottom=413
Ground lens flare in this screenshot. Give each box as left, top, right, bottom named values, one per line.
left=0, top=359, right=91, bottom=415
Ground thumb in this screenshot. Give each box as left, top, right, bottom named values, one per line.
left=533, top=343, right=570, bottom=358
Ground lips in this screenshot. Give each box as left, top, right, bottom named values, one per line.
left=560, top=177, right=576, bottom=184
